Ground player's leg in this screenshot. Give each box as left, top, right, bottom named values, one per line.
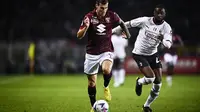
left=118, top=58, right=125, bottom=86
left=168, top=55, right=178, bottom=86
left=132, top=54, right=155, bottom=96
left=29, top=59, right=34, bottom=74
left=101, top=59, right=113, bottom=101
left=112, top=58, right=120, bottom=87
left=102, top=60, right=113, bottom=88
left=143, top=54, right=162, bottom=112
left=87, top=74, right=97, bottom=107
left=100, top=52, right=114, bottom=101
left=112, top=69, right=119, bottom=87
left=84, top=54, right=100, bottom=109
left=143, top=68, right=162, bottom=108
left=166, top=62, right=174, bottom=86
left=164, top=53, right=174, bottom=86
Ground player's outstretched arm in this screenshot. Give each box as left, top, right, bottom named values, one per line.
left=118, top=20, right=131, bottom=39
left=159, top=23, right=173, bottom=49
left=77, top=26, right=89, bottom=39
left=112, top=21, right=132, bottom=34
left=112, top=17, right=147, bottom=35
left=77, top=16, right=90, bottom=39
left=174, top=35, right=184, bottom=47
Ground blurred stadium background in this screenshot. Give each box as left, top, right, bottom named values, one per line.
left=0, top=0, right=200, bottom=112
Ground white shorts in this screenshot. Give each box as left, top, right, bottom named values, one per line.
left=84, top=52, right=114, bottom=75
left=164, top=53, right=178, bottom=65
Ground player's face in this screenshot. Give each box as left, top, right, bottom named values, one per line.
left=96, top=3, right=108, bottom=17
left=154, top=8, right=166, bottom=21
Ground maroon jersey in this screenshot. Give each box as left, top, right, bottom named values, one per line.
left=79, top=10, right=120, bottom=55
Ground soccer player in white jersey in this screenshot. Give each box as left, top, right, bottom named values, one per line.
left=112, top=4, right=172, bottom=112
left=111, top=32, right=128, bottom=87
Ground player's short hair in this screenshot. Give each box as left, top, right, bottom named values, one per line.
left=96, top=0, right=108, bottom=5
left=155, top=4, right=165, bottom=9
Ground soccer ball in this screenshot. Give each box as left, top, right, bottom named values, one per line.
left=93, top=100, right=109, bottom=112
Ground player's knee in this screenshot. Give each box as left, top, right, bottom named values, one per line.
left=145, top=77, right=155, bottom=84
left=152, top=83, right=162, bottom=93
left=154, top=77, right=162, bottom=84
left=88, top=76, right=96, bottom=87
left=88, top=80, right=96, bottom=87
left=102, top=68, right=111, bottom=75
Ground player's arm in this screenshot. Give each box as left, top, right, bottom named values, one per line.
left=77, top=16, right=90, bottom=39
left=159, top=24, right=173, bottom=49
left=112, top=17, right=148, bottom=34
left=175, top=35, right=184, bottom=47
left=118, top=19, right=131, bottom=39
left=112, top=12, right=131, bottom=39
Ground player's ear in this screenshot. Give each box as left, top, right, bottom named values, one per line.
left=95, top=3, right=98, bottom=9
left=153, top=10, right=156, bottom=16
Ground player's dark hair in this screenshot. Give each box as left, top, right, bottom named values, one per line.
left=155, top=4, right=165, bottom=9
left=96, top=0, right=108, bottom=5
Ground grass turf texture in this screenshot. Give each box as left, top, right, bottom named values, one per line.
left=0, top=74, right=200, bottom=112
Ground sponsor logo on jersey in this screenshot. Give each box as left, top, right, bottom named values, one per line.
left=96, top=24, right=106, bottom=35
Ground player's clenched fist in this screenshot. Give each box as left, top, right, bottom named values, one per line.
left=83, top=17, right=90, bottom=27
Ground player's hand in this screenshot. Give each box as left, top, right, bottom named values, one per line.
left=83, top=17, right=90, bottom=28
left=121, top=31, right=130, bottom=39
left=157, top=34, right=163, bottom=41
left=157, top=31, right=163, bottom=41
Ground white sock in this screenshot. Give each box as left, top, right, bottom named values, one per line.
left=119, top=69, right=125, bottom=84
left=144, top=83, right=162, bottom=107
left=166, top=76, right=172, bottom=86
left=138, top=77, right=155, bottom=85
left=138, top=77, right=146, bottom=85
left=112, top=70, right=118, bottom=85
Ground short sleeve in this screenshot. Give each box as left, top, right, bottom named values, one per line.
left=163, top=23, right=172, bottom=42
left=129, top=17, right=148, bottom=28
left=113, top=12, right=120, bottom=24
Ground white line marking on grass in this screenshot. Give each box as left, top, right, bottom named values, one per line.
left=0, top=76, right=33, bottom=84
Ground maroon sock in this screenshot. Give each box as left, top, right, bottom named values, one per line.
left=103, top=73, right=112, bottom=87
left=88, top=86, right=96, bottom=106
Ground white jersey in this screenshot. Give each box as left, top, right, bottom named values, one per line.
left=129, top=17, right=172, bottom=55
left=111, top=34, right=128, bottom=59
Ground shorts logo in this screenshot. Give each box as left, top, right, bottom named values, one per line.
left=139, top=62, right=143, bottom=66
left=156, top=57, right=160, bottom=63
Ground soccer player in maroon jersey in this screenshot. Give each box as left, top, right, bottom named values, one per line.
left=77, top=0, right=131, bottom=111
left=164, top=32, right=184, bottom=87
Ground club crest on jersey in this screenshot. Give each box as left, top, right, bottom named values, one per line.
left=91, top=17, right=99, bottom=24
left=105, top=17, right=110, bottom=23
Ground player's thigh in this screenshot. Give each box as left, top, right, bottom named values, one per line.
left=149, top=54, right=162, bottom=83
left=172, top=55, right=178, bottom=65
left=132, top=54, right=154, bottom=77
left=149, top=53, right=162, bottom=70
left=113, top=58, right=120, bottom=70
left=84, top=54, right=100, bottom=75
left=164, top=53, right=173, bottom=63
left=100, top=52, right=114, bottom=74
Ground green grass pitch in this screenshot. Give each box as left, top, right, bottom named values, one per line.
left=0, top=74, right=200, bottom=112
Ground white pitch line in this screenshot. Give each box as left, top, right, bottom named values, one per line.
left=0, top=76, right=33, bottom=85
